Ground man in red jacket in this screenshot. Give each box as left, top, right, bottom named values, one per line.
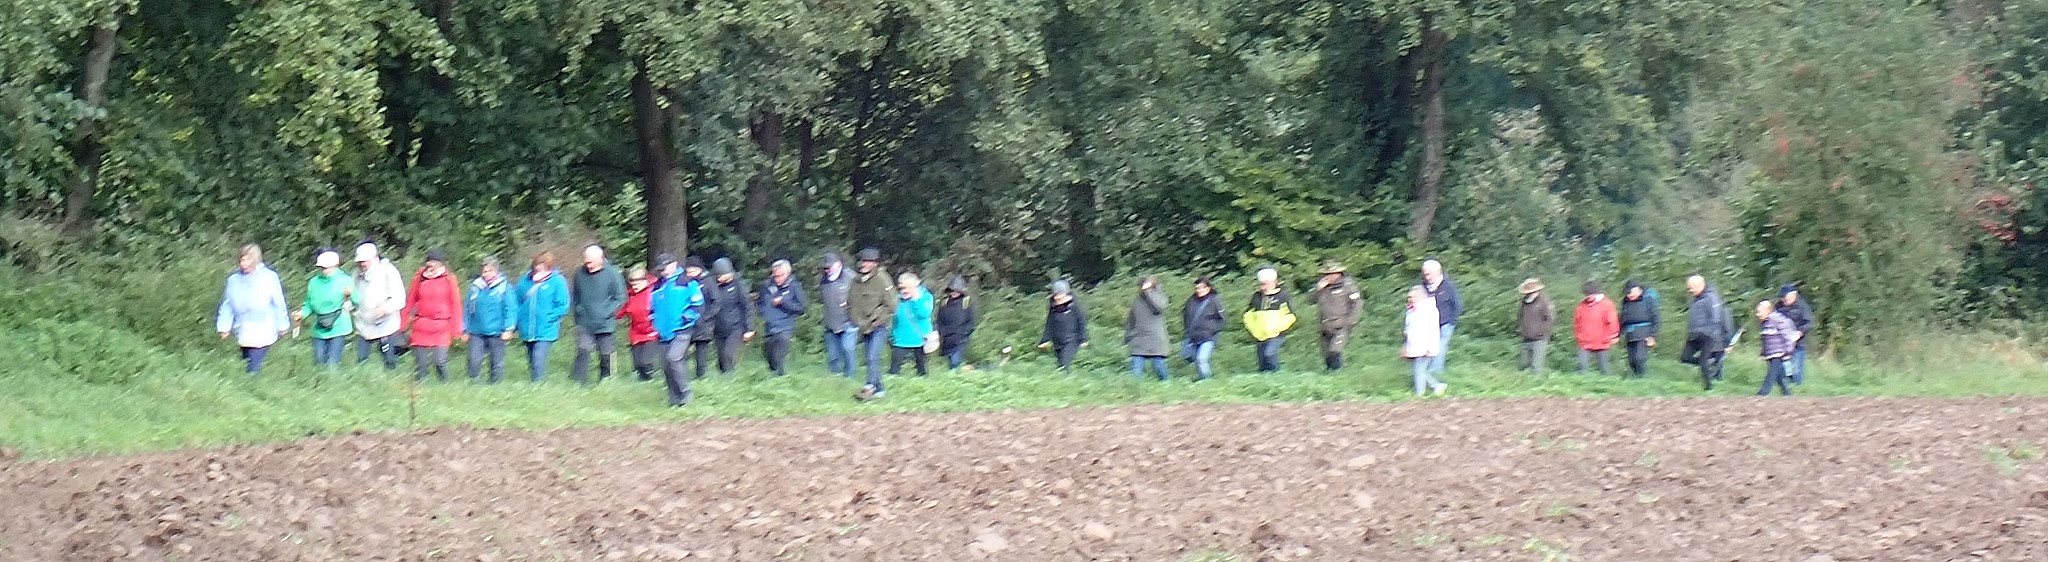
left=406, top=250, right=465, bottom=382
left=619, top=264, right=661, bottom=382
left=1573, top=281, right=1620, bottom=376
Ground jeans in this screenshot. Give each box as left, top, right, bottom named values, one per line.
left=1625, top=339, right=1651, bottom=377
left=942, top=340, right=968, bottom=369
left=763, top=332, right=793, bottom=376
left=863, top=330, right=889, bottom=393
left=1518, top=340, right=1549, bottom=374
left=468, top=336, right=508, bottom=383
left=824, top=326, right=858, bottom=377
left=356, top=335, right=399, bottom=370
left=662, top=339, right=694, bottom=406
left=629, top=341, right=663, bottom=381
left=1680, top=335, right=1726, bottom=389
left=1411, top=357, right=1444, bottom=396
left=1130, top=356, right=1169, bottom=381
left=413, top=346, right=450, bottom=382
left=1789, top=348, right=1807, bottom=385
left=1428, top=324, right=1456, bottom=375
left=1255, top=336, right=1286, bottom=372
left=1180, top=340, right=1215, bottom=380
left=241, top=346, right=270, bottom=375
left=889, top=346, right=928, bottom=377
left=1759, top=357, right=1792, bottom=396
left=572, top=329, right=616, bottom=385
left=312, top=337, right=347, bottom=368
left=1578, top=348, right=1610, bottom=375
left=715, top=331, right=745, bottom=375
left=524, top=340, right=554, bottom=382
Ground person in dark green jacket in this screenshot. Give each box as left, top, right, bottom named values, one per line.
left=294, top=250, right=354, bottom=368
left=570, top=245, right=627, bottom=385
left=849, top=248, right=897, bottom=399
left=465, top=257, right=519, bottom=383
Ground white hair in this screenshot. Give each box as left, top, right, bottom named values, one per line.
left=897, top=272, right=921, bottom=287
left=1256, top=268, right=1278, bottom=282
left=1409, top=285, right=1430, bottom=299
left=1421, top=260, right=1443, bottom=274
left=583, top=245, right=605, bottom=259
left=771, top=259, right=793, bottom=272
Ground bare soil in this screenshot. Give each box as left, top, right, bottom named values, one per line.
left=5, top=397, right=2047, bottom=561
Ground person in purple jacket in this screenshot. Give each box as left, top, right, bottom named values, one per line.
left=1755, top=300, right=1802, bottom=397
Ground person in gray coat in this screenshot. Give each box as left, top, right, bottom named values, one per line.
left=1679, top=274, right=1737, bottom=391
left=1125, top=276, right=1171, bottom=381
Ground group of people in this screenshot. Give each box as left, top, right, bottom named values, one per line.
left=215, top=242, right=1816, bottom=402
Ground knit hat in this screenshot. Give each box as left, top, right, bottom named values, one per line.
left=1050, top=280, right=1072, bottom=296
left=711, top=257, right=736, bottom=277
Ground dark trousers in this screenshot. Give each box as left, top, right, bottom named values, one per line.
left=889, top=346, right=928, bottom=377
left=714, top=331, right=745, bottom=375
left=629, top=341, right=663, bottom=381
left=941, top=339, right=969, bottom=369
left=1625, top=339, right=1651, bottom=377
left=572, top=329, right=616, bottom=385
left=1256, top=336, right=1286, bottom=372
left=1680, top=335, right=1727, bottom=389
left=468, top=336, right=507, bottom=383
left=356, top=335, right=399, bottom=370
left=241, top=346, right=270, bottom=375
left=689, top=339, right=714, bottom=379
left=414, top=345, right=450, bottom=382
left=662, top=339, right=694, bottom=406
left=1759, top=357, right=1792, bottom=396
left=1052, top=343, right=1079, bottom=371
left=312, top=337, right=347, bottom=368
left=1320, top=329, right=1349, bottom=371
left=763, top=332, right=793, bottom=376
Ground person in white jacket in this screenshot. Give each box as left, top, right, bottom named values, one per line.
left=1402, top=285, right=1446, bottom=396
left=351, top=242, right=408, bottom=370
left=216, top=244, right=290, bottom=375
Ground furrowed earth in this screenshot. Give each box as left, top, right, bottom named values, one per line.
left=5, top=398, right=2046, bottom=561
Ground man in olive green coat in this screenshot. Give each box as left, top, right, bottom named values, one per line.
left=849, top=248, right=898, bottom=398
left=1313, top=260, right=1363, bottom=371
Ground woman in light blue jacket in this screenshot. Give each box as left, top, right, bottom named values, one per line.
left=217, top=244, right=290, bottom=375
left=887, top=272, right=935, bottom=377
left=515, top=252, right=572, bottom=382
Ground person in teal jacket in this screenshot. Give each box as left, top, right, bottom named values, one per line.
left=294, top=249, right=355, bottom=368
left=515, top=252, right=572, bottom=383
left=466, top=257, right=520, bottom=383
left=887, top=272, right=936, bottom=377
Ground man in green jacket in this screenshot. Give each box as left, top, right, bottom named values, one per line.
left=570, top=245, right=627, bottom=385
left=294, top=249, right=354, bottom=368
left=849, top=248, right=897, bottom=399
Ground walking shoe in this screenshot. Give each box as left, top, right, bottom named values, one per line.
left=1431, top=383, right=1447, bottom=396
left=854, top=385, right=881, bottom=401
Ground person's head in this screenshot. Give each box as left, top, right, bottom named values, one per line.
left=422, top=250, right=448, bottom=278
left=1194, top=276, right=1214, bottom=297
left=823, top=252, right=844, bottom=278
left=856, top=248, right=881, bottom=274
left=479, top=257, right=502, bottom=283
left=237, top=244, right=263, bottom=274
left=1780, top=284, right=1800, bottom=305
left=1408, top=285, right=1430, bottom=306
left=684, top=256, right=706, bottom=279
left=1625, top=280, right=1644, bottom=301
left=531, top=251, right=556, bottom=277
left=1517, top=278, right=1544, bottom=300
left=655, top=253, right=678, bottom=279
left=1583, top=281, right=1603, bottom=300
left=1139, top=275, right=1159, bottom=291
left=354, top=242, right=379, bottom=269
left=711, top=257, right=736, bottom=283
left=1686, top=275, right=1707, bottom=296
left=1319, top=260, right=1347, bottom=284
left=1755, top=300, right=1775, bottom=320
left=627, top=265, right=651, bottom=292
left=945, top=275, right=969, bottom=297
left=1421, top=259, right=1444, bottom=285
left=582, top=245, right=605, bottom=272
left=896, top=272, right=921, bottom=297
left=1051, top=280, right=1073, bottom=304
left=1257, top=267, right=1279, bottom=290
left=315, top=249, right=341, bottom=275
left=770, top=259, right=793, bottom=283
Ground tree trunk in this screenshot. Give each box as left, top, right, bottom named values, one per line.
left=416, top=0, right=457, bottom=168
left=740, top=109, right=783, bottom=242
left=794, top=118, right=816, bottom=209
left=60, top=22, right=120, bottom=236
left=847, top=17, right=903, bottom=244
left=634, top=61, right=687, bottom=263
left=1408, top=16, right=1449, bottom=247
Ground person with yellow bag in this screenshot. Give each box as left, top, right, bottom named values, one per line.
left=1244, top=267, right=1296, bottom=372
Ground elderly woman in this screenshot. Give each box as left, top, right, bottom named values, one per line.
left=1403, top=285, right=1447, bottom=396
left=1125, top=276, right=1171, bottom=381
left=217, top=244, right=290, bottom=375
left=295, top=249, right=354, bottom=369
left=888, top=272, right=936, bottom=378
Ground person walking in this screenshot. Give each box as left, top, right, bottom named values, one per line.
left=850, top=249, right=897, bottom=399
left=1037, top=280, right=1089, bottom=372
left=515, top=252, right=571, bottom=382
left=569, top=245, right=627, bottom=385
left=1125, top=276, right=1171, bottom=381
left=757, top=259, right=807, bottom=376
left=295, top=250, right=354, bottom=369
left=650, top=254, right=704, bottom=406
left=463, top=257, right=517, bottom=383
left=818, top=252, right=858, bottom=378
left=1313, top=261, right=1363, bottom=371
left=404, top=250, right=463, bottom=382
left=1180, top=276, right=1225, bottom=381
left=683, top=257, right=719, bottom=380
left=705, top=257, right=755, bottom=376
left=1755, top=300, right=1801, bottom=396
left=1778, top=284, right=1815, bottom=385
left=351, top=242, right=407, bottom=371
left=1402, top=285, right=1447, bottom=396
left=1515, top=278, right=1554, bottom=374
left=934, top=275, right=978, bottom=370
left=1421, top=259, right=1463, bottom=377
left=1245, top=268, right=1296, bottom=373
left=1618, top=280, right=1660, bottom=378
left=1680, top=274, right=1737, bottom=390
left=887, top=273, right=935, bottom=378
left=1574, top=281, right=1621, bottom=376
left=217, top=244, right=290, bottom=375
left=619, top=265, right=661, bottom=381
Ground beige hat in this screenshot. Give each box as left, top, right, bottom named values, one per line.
left=1318, top=261, right=1347, bottom=275
left=1517, top=278, right=1545, bottom=295
left=315, top=251, right=341, bottom=269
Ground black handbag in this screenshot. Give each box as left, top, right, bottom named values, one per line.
left=313, top=309, right=343, bottom=330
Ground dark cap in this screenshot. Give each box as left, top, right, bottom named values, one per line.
left=823, top=252, right=844, bottom=268
left=654, top=252, right=677, bottom=269
left=857, top=248, right=882, bottom=262
left=684, top=256, right=706, bottom=270
left=1780, top=283, right=1799, bottom=296
left=423, top=249, right=448, bottom=264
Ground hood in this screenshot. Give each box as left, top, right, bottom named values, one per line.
left=711, top=257, right=736, bottom=277
left=1624, top=280, right=1643, bottom=300
left=945, top=275, right=970, bottom=294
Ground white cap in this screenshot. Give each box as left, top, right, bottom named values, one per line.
left=315, top=251, right=341, bottom=268
left=354, top=243, right=378, bottom=263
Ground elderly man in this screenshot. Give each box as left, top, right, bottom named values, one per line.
left=352, top=242, right=407, bottom=371
left=1421, top=259, right=1463, bottom=377
left=1778, top=284, right=1815, bottom=385
left=1679, top=274, right=1737, bottom=390
left=757, top=259, right=807, bottom=376
left=570, top=245, right=627, bottom=385
left=1313, top=261, right=1363, bottom=372
left=1515, top=278, right=1554, bottom=374
left=1246, top=267, right=1295, bottom=372
left=217, top=244, right=290, bottom=375
left=850, top=249, right=897, bottom=398
left=818, top=252, right=858, bottom=377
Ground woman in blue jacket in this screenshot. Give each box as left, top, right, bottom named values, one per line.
left=515, top=252, right=571, bottom=383
left=888, top=273, right=935, bottom=378
left=465, top=257, right=520, bottom=383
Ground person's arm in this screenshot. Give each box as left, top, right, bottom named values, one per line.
left=784, top=283, right=807, bottom=315
left=216, top=279, right=236, bottom=338
left=964, top=298, right=978, bottom=333
left=403, top=277, right=421, bottom=331
left=1347, top=281, right=1364, bottom=326
left=1076, top=302, right=1090, bottom=345
left=269, top=274, right=290, bottom=333
left=606, top=270, right=628, bottom=316
left=1039, top=306, right=1055, bottom=346
left=549, top=280, right=571, bottom=323
left=501, top=287, right=520, bottom=339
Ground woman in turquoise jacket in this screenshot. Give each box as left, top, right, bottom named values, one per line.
left=515, top=252, right=571, bottom=383
left=887, top=273, right=935, bottom=377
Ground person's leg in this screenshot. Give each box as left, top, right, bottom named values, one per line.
left=242, top=346, right=265, bottom=375
left=1129, top=356, right=1143, bottom=378
left=356, top=335, right=371, bottom=365
left=1519, top=342, right=1535, bottom=371
left=379, top=337, right=400, bottom=371
left=1627, top=340, right=1648, bottom=377
left=692, top=340, right=712, bottom=380
left=1790, top=348, right=1807, bottom=385
left=1578, top=347, right=1593, bottom=374
left=468, top=338, right=488, bottom=381
left=944, top=343, right=966, bottom=370
left=1055, top=344, right=1078, bottom=371
left=628, top=342, right=655, bottom=381
left=485, top=338, right=506, bottom=383
left=912, top=348, right=928, bottom=376
left=1597, top=349, right=1611, bottom=376
left=890, top=346, right=908, bottom=375
left=1320, top=331, right=1338, bottom=371
left=1150, top=357, right=1169, bottom=381
left=1759, top=358, right=1779, bottom=396
left=1679, top=337, right=1703, bottom=365
left=594, top=332, right=617, bottom=381
left=1528, top=340, right=1545, bottom=375
left=664, top=339, right=694, bottom=407
left=1195, top=341, right=1214, bottom=381
left=312, top=337, right=329, bottom=367
left=435, top=346, right=452, bottom=381
left=1264, top=335, right=1287, bottom=372
left=414, top=345, right=432, bottom=381
left=1776, top=359, right=1793, bottom=395
left=528, top=340, right=553, bottom=382
left=1430, top=324, right=1455, bottom=375
left=1706, top=346, right=1726, bottom=382
left=864, top=331, right=887, bottom=382
left=571, top=329, right=596, bottom=385
left=1412, top=358, right=1430, bottom=396
left=717, top=332, right=743, bottom=375
left=823, top=328, right=847, bottom=375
